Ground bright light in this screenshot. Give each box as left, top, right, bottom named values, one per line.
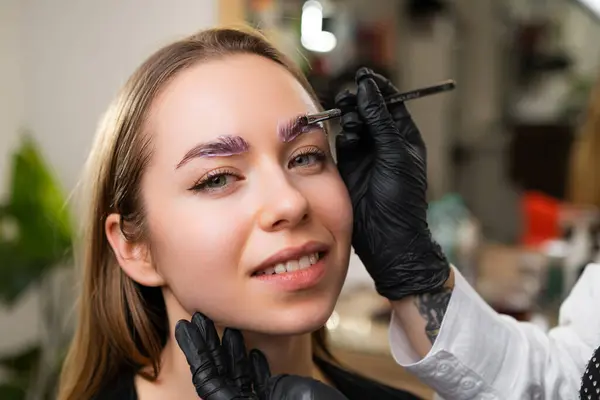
left=301, top=31, right=337, bottom=53
left=326, top=311, right=340, bottom=330
left=301, top=0, right=323, bottom=38
left=579, top=0, right=600, bottom=16
left=300, top=0, right=337, bottom=53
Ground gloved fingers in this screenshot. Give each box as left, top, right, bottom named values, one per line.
left=191, top=312, right=227, bottom=377
left=249, top=349, right=272, bottom=396
left=355, top=69, right=403, bottom=148
left=339, top=110, right=364, bottom=137
left=334, top=89, right=366, bottom=169
left=175, top=319, right=230, bottom=397
left=296, top=379, right=349, bottom=399
left=334, top=88, right=357, bottom=113
left=335, top=90, right=364, bottom=138
left=334, top=132, right=361, bottom=168
left=370, top=72, right=411, bottom=121
left=370, top=72, right=427, bottom=154
left=222, top=328, right=253, bottom=395
left=268, top=375, right=350, bottom=399
left=369, top=71, right=400, bottom=96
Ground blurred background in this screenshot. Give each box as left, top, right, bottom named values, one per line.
left=2, top=0, right=600, bottom=398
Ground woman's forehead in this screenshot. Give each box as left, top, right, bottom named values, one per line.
left=154, top=54, right=317, bottom=124
left=147, top=54, right=319, bottom=158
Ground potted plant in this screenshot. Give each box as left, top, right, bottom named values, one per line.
left=0, top=135, right=74, bottom=400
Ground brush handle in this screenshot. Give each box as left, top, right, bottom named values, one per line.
left=384, top=79, right=455, bottom=105
left=334, top=79, right=456, bottom=116
left=333, top=79, right=456, bottom=141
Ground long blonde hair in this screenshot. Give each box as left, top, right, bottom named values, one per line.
left=58, top=26, right=331, bottom=400
left=569, top=74, right=600, bottom=207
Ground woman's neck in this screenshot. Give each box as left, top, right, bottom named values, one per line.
left=146, top=329, right=316, bottom=399
left=135, top=292, right=326, bottom=399
left=241, top=330, right=314, bottom=377
left=161, top=328, right=315, bottom=376
left=138, top=312, right=321, bottom=398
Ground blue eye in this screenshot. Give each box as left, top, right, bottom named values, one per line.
left=289, top=148, right=326, bottom=169
left=190, top=169, right=241, bottom=192
left=203, top=174, right=230, bottom=188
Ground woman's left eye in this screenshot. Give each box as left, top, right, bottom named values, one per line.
left=289, top=149, right=326, bottom=169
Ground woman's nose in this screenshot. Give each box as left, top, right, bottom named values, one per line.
left=257, top=173, right=310, bottom=232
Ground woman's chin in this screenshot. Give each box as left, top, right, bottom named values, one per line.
left=271, top=314, right=331, bottom=336
left=240, top=304, right=335, bottom=336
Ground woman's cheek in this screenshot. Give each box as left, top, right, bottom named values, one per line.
left=308, top=172, right=353, bottom=234
left=150, top=204, right=249, bottom=286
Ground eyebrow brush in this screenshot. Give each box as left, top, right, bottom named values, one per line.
left=384, top=79, right=455, bottom=105
left=298, top=79, right=456, bottom=128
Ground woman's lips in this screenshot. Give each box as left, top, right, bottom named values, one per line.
left=251, top=252, right=327, bottom=291
left=250, top=241, right=329, bottom=276
left=253, top=252, right=321, bottom=276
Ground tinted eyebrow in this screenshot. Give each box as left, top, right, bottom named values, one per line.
left=277, top=114, right=325, bottom=143
left=176, top=135, right=250, bottom=169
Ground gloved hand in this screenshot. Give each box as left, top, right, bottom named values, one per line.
left=175, top=312, right=348, bottom=399
left=334, top=67, right=450, bottom=300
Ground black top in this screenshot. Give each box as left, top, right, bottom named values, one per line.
left=95, top=356, right=423, bottom=400
left=580, top=345, right=600, bottom=399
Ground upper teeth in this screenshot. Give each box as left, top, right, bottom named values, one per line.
left=256, top=253, right=320, bottom=276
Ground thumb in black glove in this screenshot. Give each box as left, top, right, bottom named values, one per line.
left=175, top=312, right=254, bottom=399
left=175, top=312, right=348, bottom=400
left=334, top=67, right=450, bottom=300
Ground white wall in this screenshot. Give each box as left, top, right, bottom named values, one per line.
left=561, top=1, right=600, bottom=79
left=453, top=0, right=522, bottom=242
left=0, top=0, right=25, bottom=199
left=0, top=0, right=218, bottom=355
left=0, top=0, right=35, bottom=357
left=21, top=0, right=219, bottom=191
left=397, top=14, right=457, bottom=200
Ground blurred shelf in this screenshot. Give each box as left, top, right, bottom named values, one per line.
left=330, top=346, right=435, bottom=400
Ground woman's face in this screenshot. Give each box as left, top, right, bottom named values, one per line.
left=141, top=54, right=353, bottom=334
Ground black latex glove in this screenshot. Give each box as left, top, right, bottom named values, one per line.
left=334, top=67, right=450, bottom=300
left=175, top=312, right=348, bottom=400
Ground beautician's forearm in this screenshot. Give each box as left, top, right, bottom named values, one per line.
left=390, top=268, right=455, bottom=358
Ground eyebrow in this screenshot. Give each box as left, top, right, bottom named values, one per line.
left=277, top=114, right=325, bottom=143
left=176, top=135, right=250, bottom=169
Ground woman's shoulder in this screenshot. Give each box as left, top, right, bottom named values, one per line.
left=315, top=356, right=424, bottom=400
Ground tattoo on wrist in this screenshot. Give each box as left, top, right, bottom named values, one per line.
left=414, top=288, right=453, bottom=344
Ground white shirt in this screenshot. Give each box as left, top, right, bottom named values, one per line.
left=388, top=264, right=600, bottom=399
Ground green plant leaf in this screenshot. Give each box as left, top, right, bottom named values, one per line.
left=0, top=345, right=65, bottom=400
left=0, top=242, right=41, bottom=304
left=0, top=345, right=41, bottom=375
left=0, top=346, right=43, bottom=400
left=0, top=383, right=26, bottom=400
left=7, top=136, right=73, bottom=259
left=0, top=135, right=74, bottom=303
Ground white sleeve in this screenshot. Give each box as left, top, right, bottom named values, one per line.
left=388, top=265, right=600, bottom=399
